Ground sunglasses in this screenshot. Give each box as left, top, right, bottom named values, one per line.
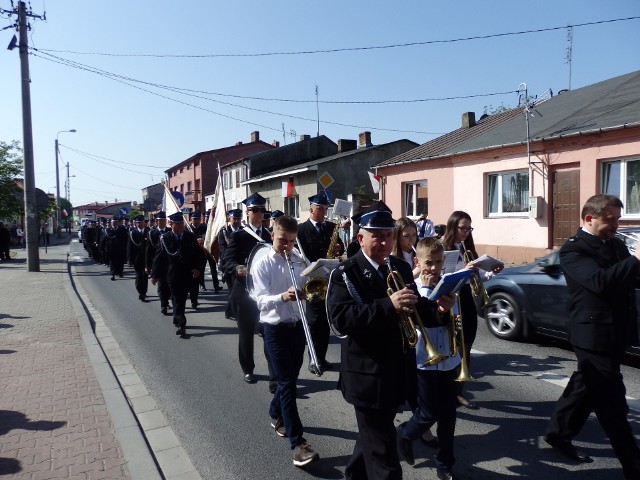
left=248, top=208, right=266, bottom=213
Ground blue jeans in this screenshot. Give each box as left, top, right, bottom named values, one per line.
left=263, top=321, right=306, bottom=449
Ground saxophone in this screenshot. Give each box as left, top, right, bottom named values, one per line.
left=303, top=221, right=341, bottom=303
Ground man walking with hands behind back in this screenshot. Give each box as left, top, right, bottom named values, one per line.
left=545, top=194, right=640, bottom=479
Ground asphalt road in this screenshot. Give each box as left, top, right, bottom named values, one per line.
left=70, top=240, right=640, bottom=480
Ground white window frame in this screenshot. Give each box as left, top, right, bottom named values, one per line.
left=602, top=157, right=640, bottom=218
left=403, top=181, right=428, bottom=218
left=487, top=169, right=529, bottom=217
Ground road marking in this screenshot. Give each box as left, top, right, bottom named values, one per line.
left=537, top=373, right=639, bottom=412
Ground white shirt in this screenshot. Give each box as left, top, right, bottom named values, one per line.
left=252, top=248, right=305, bottom=325
left=414, top=276, right=461, bottom=372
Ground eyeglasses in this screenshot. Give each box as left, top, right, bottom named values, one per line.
left=457, top=226, right=474, bottom=232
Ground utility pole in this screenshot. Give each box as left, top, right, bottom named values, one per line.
left=15, top=1, right=45, bottom=272
left=55, top=130, right=76, bottom=238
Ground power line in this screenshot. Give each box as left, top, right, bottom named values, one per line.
left=35, top=16, right=640, bottom=58
left=71, top=164, right=140, bottom=190
left=59, top=144, right=167, bottom=169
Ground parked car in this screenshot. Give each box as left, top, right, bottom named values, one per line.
left=480, top=230, right=640, bottom=357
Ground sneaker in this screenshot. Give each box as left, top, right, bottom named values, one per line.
left=270, top=417, right=286, bottom=437
left=292, top=442, right=319, bottom=467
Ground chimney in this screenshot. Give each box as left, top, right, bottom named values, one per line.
left=462, top=112, right=476, bottom=128
left=272, top=140, right=280, bottom=147
left=299, top=134, right=310, bottom=142
left=251, top=131, right=260, bottom=143
left=358, top=131, right=372, bottom=148
left=338, top=139, right=357, bottom=153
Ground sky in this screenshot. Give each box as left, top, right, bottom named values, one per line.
left=1, top=0, right=639, bottom=207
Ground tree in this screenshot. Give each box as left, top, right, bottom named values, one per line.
left=0, top=140, right=24, bottom=220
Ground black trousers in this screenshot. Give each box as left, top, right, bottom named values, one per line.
left=547, top=345, right=640, bottom=479
left=169, top=282, right=189, bottom=327
left=133, top=261, right=148, bottom=296
left=156, top=277, right=171, bottom=309
left=457, top=284, right=477, bottom=397
left=200, top=256, right=220, bottom=289
left=306, top=300, right=330, bottom=364
left=229, top=280, right=274, bottom=379
left=346, top=405, right=402, bottom=480
left=188, top=276, right=199, bottom=306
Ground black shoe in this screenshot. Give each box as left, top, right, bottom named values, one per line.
left=111, top=275, right=115, bottom=281
left=118, top=274, right=123, bottom=278
left=161, top=307, right=168, bottom=315
left=244, top=373, right=257, bottom=384
left=176, top=326, right=186, bottom=336
left=191, top=303, right=198, bottom=310
left=139, top=294, right=147, bottom=302
left=214, top=287, right=222, bottom=293
left=200, top=285, right=206, bottom=291
left=269, top=380, right=277, bottom=394
left=436, top=466, right=456, bottom=480
left=396, top=427, right=414, bottom=465
left=544, top=435, right=593, bottom=463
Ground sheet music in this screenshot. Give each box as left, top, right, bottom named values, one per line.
left=443, top=250, right=461, bottom=275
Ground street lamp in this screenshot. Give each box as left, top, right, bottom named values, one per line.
left=55, top=129, right=76, bottom=237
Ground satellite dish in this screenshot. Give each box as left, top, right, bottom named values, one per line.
left=132, top=201, right=138, bottom=207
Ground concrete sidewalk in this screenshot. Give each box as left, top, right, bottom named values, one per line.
left=0, top=243, right=161, bottom=479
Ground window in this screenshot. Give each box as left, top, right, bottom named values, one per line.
left=487, top=170, right=529, bottom=215
left=187, top=181, right=192, bottom=193
left=195, top=160, right=200, bottom=167
left=284, top=195, right=299, bottom=218
left=404, top=181, right=428, bottom=217
left=223, top=172, right=228, bottom=189
left=180, top=167, right=184, bottom=173
left=180, top=184, right=184, bottom=194
left=603, top=158, right=640, bottom=215
left=235, top=170, right=240, bottom=188
left=195, top=179, right=200, bottom=191
left=187, top=164, right=191, bottom=170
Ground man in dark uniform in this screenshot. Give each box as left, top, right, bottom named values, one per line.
left=219, top=208, right=242, bottom=320
left=545, top=194, right=640, bottom=479
left=297, top=192, right=344, bottom=371
left=146, top=211, right=172, bottom=315
left=105, top=216, right=128, bottom=281
left=150, top=212, right=204, bottom=336
left=91, top=219, right=103, bottom=263
left=222, top=193, right=275, bottom=386
left=128, top=215, right=150, bottom=301
left=327, top=203, right=452, bottom=480
left=188, top=212, right=207, bottom=308
left=84, top=221, right=96, bottom=258
left=202, top=210, right=222, bottom=293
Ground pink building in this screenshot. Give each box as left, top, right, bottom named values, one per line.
left=377, top=70, right=640, bottom=263
left=166, top=131, right=274, bottom=215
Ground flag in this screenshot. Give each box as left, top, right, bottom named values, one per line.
left=367, top=171, right=380, bottom=194
left=162, top=181, right=185, bottom=222
left=61, top=209, right=68, bottom=217
left=204, top=172, right=227, bottom=253
left=282, top=176, right=295, bottom=198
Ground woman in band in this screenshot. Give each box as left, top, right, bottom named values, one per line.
left=442, top=211, right=480, bottom=409
left=391, top=217, right=420, bottom=278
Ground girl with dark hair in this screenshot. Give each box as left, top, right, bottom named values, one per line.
left=391, top=217, right=420, bottom=278
left=442, top=211, right=502, bottom=409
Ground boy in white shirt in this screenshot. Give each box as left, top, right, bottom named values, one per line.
left=397, top=238, right=460, bottom=480
left=251, top=215, right=320, bottom=468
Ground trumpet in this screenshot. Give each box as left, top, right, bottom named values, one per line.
left=385, top=257, right=447, bottom=367
left=284, top=249, right=323, bottom=377
left=461, top=240, right=494, bottom=311
left=616, top=230, right=640, bottom=254
left=449, top=293, right=474, bottom=382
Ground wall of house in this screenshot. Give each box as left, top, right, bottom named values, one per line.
left=381, top=129, right=640, bottom=264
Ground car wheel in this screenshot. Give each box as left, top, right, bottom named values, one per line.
left=485, top=292, right=523, bottom=340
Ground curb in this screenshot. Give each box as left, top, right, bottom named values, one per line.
left=66, top=250, right=202, bottom=480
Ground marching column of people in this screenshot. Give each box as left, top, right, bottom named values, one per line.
left=79, top=193, right=640, bottom=479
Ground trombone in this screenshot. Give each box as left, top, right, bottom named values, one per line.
left=449, top=293, right=474, bottom=382
left=385, top=257, right=447, bottom=367
left=284, top=249, right=323, bottom=377
left=461, top=240, right=494, bottom=311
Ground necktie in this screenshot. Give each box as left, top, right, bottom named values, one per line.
left=378, top=264, right=390, bottom=279
left=177, top=234, right=182, bottom=241
left=256, top=228, right=261, bottom=238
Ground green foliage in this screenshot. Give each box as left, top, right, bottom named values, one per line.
left=58, top=197, right=73, bottom=226
left=0, top=140, right=24, bottom=220
left=38, top=196, right=57, bottom=222
left=483, top=103, right=510, bottom=115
